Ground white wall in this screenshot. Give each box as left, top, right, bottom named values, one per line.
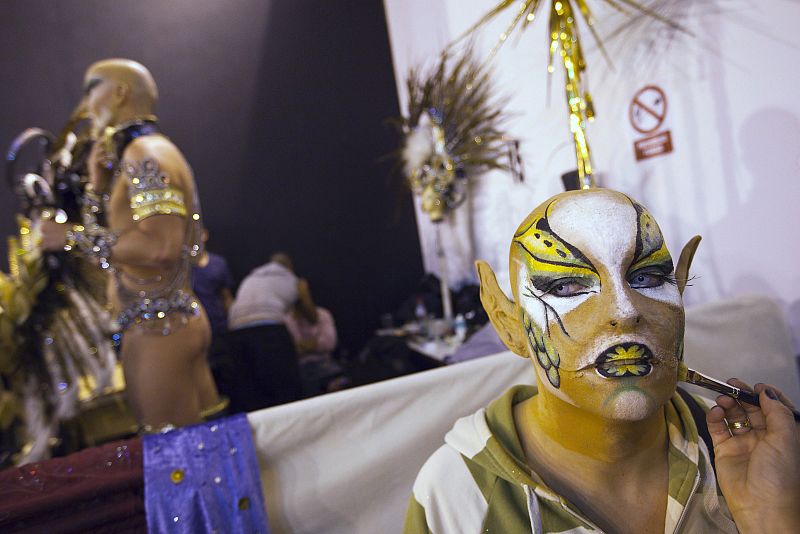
left=384, top=0, right=800, bottom=349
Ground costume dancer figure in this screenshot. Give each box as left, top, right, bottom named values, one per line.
left=42, top=59, right=220, bottom=431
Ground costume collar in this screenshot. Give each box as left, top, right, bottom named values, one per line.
left=110, top=116, right=160, bottom=159
left=448, top=385, right=708, bottom=532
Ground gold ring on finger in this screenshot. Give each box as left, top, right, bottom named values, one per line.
left=727, top=419, right=751, bottom=430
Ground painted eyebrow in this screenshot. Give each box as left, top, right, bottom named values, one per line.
left=627, top=258, right=674, bottom=274
left=83, top=77, right=102, bottom=94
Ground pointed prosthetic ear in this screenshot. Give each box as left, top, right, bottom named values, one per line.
left=475, top=260, right=528, bottom=357
left=675, top=235, right=701, bottom=295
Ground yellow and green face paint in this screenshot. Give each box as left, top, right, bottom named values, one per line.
left=509, top=189, right=685, bottom=421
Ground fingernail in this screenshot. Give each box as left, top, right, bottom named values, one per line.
left=766, top=389, right=779, bottom=400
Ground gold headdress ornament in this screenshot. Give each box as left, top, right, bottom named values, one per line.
left=394, top=48, right=513, bottom=223
left=455, top=0, right=685, bottom=189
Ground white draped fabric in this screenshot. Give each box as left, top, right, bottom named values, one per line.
left=249, top=351, right=533, bottom=533
left=248, top=295, right=797, bottom=532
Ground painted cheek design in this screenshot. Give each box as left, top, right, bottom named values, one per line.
left=537, top=282, right=596, bottom=318
left=636, top=283, right=682, bottom=307
left=522, top=309, right=561, bottom=388
left=513, top=200, right=603, bottom=391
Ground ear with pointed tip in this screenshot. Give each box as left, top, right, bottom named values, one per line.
left=675, top=235, right=701, bottom=295
left=475, top=260, right=528, bottom=357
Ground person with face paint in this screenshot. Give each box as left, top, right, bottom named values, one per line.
left=40, top=59, right=221, bottom=431
left=404, top=189, right=800, bottom=533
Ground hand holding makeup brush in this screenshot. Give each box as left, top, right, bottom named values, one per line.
left=706, top=379, right=800, bottom=534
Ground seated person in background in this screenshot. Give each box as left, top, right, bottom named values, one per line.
left=405, top=189, right=799, bottom=533
left=191, top=228, right=235, bottom=394
left=284, top=279, right=348, bottom=397
left=227, top=253, right=303, bottom=411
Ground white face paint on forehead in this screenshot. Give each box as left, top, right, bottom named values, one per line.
left=545, top=191, right=682, bottom=309
left=547, top=191, right=637, bottom=275
left=515, top=191, right=643, bottom=330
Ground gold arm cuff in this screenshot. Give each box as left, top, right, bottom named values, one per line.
left=130, top=187, right=187, bottom=221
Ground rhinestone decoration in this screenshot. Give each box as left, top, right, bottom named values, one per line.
left=116, top=290, right=199, bottom=332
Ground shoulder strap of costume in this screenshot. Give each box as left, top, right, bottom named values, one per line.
left=676, top=386, right=716, bottom=474
left=112, top=119, right=160, bottom=161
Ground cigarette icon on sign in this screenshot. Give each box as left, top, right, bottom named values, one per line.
left=629, top=85, right=673, bottom=161
left=629, top=86, right=667, bottom=134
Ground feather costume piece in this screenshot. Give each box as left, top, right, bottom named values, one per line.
left=393, top=49, right=514, bottom=223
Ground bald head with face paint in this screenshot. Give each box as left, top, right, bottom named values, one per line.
left=82, top=58, right=158, bottom=134
left=478, top=189, right=700, bottom=421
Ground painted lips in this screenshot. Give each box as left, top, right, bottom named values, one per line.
left=595, top=342, right=654, bottom=378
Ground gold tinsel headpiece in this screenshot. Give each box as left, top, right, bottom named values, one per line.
left=456, top=0, right=684, bottom=189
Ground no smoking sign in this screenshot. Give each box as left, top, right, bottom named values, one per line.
left=629, top=85, right=673, bottom=161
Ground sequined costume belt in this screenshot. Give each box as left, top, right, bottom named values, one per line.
left=116, top=288, right=200, bottom=334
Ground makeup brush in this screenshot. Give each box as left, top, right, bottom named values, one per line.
left=677, top=362, right=800, bottom=422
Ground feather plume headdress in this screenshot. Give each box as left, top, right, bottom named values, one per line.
left=395, top=49, right=514, bottom=223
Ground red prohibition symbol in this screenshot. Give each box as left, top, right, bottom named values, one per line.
left=629, top=85, right=667, bottom=134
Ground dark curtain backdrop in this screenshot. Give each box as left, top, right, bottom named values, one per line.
left=0, top=0, right=423, bottom=353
